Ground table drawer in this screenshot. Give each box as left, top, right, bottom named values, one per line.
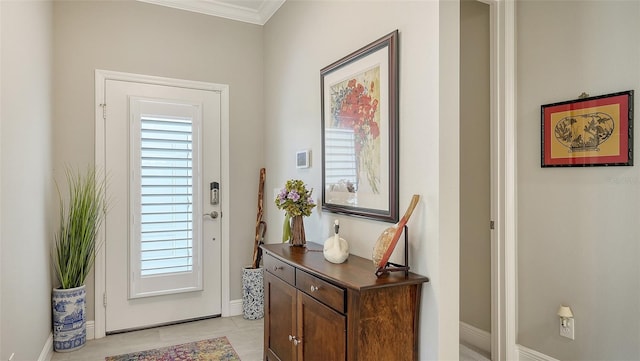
left=264, top=253, right=295, bottom=285
left=296, top=269, right=345, bottom=313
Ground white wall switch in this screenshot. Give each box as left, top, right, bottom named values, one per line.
left=560, top=318, right=575, bottom=340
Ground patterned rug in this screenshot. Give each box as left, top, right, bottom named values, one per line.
left=105, top=337, right=241, bottom=361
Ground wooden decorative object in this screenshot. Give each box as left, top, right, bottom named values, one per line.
left=375, top=225, right=410, bottom=277
left=290, top=215, right=306, bottom=247
left=251, top=168, right=266, bottom=269
left=372, top=194, right=420, bottom=272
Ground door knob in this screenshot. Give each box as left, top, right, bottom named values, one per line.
left=204, top=211, right=219, bottom=219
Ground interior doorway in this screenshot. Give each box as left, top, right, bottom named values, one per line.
left=460, top=0, right=492, bottom=358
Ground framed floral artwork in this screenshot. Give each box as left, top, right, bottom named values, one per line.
left=321, top=30, right=399, bottom=222
left=541, top=90, right=634, bottom=167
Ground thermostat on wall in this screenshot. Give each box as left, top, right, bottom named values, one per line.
left=296, top=149, right=310, bottom=168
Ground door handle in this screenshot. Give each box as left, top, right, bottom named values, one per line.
left=204, top=211, right=219, bottom=219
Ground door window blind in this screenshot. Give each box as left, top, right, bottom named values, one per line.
left=139, top=117, right=193, bottom=276
left=129, top=97, right=203, bottom=299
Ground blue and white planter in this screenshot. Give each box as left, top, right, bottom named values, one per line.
left=52, top=285, right=86, bottom=352
left=242, top=267, right=264, bottom=320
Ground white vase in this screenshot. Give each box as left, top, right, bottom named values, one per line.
left=323, top=220, right=349, bottom=264
left=52, top=285, right=86, bottom=352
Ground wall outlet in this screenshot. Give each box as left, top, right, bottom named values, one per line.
left=560, top=318, right=575, bottom=340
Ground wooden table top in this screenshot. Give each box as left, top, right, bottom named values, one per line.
left=261, top=242, right=429, bottom=291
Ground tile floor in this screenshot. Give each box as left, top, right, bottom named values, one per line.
left=50, top=316, right=263, bottom=361
left=50, top=316, right=489, bottom=361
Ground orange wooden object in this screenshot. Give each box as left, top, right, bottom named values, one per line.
left=372, top=194, right=420, bottom=269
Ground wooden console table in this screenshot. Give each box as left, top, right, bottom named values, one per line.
left=261, top=242, right=429, bottom=361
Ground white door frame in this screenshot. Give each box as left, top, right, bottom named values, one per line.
left=477, top=0, right=517, bottom=359
left=94, top=69, right=231, bottom=338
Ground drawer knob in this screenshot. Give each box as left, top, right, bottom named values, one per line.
left=310, top=285, right=319, bottom=292
left=288, top=335, right=301, bottom=346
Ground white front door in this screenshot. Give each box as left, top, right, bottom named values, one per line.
left=102, top=76, right=222, bottom=333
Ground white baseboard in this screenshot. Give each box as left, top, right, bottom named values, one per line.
left=460, top=321, right=491, bottom=354
left=457, top=323, right=558, bottom=361
left=460, top=343, right=490, bottom=361
left=517, top=344, right=560, bottom=361
left=39, top=321, right=95, bottom=361
left=86, top=320, right=95, bottom=340
left=229, top=299, right=243, bottom=316
left=38, top=333, right=53, bottom=361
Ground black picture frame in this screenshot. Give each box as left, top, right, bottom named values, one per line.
left=541, top=90, right=633, bottom=167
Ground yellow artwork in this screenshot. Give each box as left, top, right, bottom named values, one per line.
left=542, top=91, right=632, bottom=167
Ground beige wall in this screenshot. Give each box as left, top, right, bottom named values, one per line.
left=2, top=1, right=462, bottom=358
left=0, top=1, right=54, bottom=360
left=6, top=1, right=638, bottom=359
left=460, top=0, right=491, bottom=333
left=263, top=1, right=460, bottom=358
left=53, top=0, right=264, bottom=320
left=517, top=1, right=640, bottom=359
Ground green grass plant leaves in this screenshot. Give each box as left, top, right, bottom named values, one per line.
left=53, top=167, right=107, bottom=289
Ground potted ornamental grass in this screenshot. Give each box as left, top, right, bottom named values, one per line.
left=52, top=167, right=107, bottom=352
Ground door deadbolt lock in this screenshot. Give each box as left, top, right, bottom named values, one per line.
left=210, top=182, right=219, bottom=205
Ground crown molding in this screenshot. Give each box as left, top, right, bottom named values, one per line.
left=138, top=0, right=285, bottom=25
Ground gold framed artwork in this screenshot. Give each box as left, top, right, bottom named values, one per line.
left=541, top=90, right=634, bottom=167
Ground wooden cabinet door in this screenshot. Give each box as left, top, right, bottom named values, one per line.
left=265, top=272, right=297, bottom=361
left=297, top=291, right=346, bottom=361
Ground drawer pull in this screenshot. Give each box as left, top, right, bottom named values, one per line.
left=288, top=335, right=301, bottom=346
left=310, top=285, right=319, bottom=292
left=273, top=265, right=283, bottom=271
